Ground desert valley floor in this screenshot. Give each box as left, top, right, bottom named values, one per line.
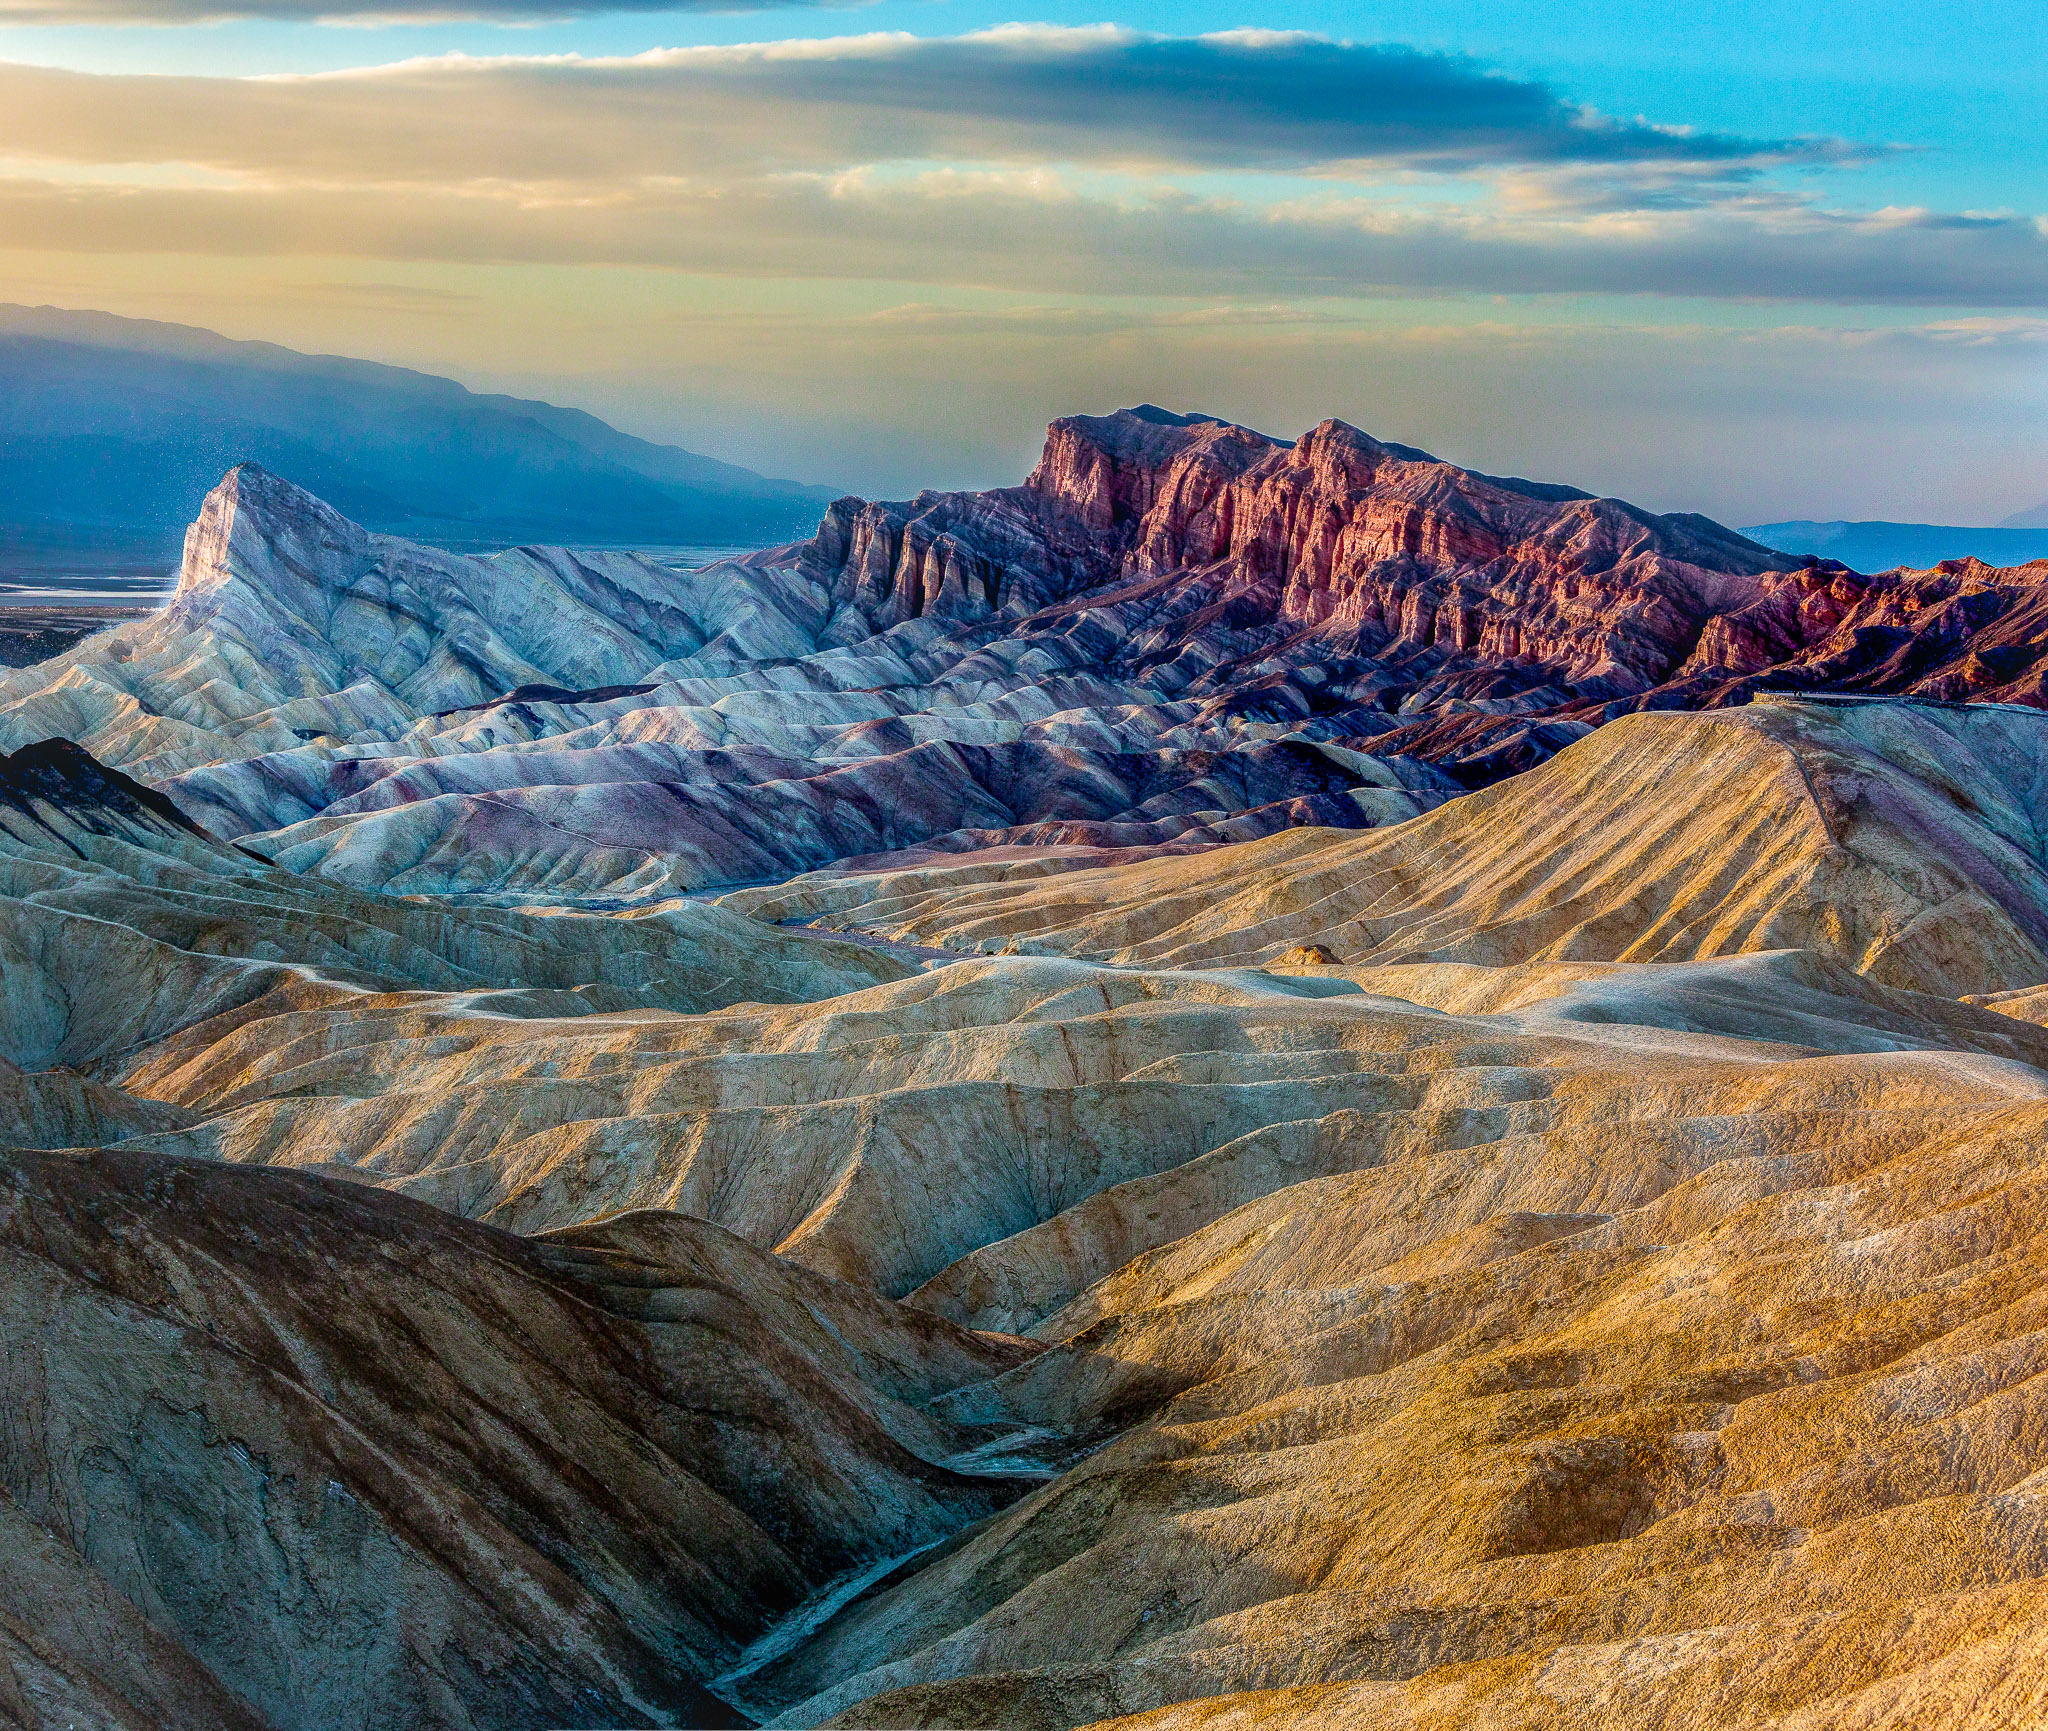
left=5, top=409, right=2048, bottom=1729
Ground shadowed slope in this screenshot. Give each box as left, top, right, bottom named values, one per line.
left=0, top=1143, right=1036, bottom=1730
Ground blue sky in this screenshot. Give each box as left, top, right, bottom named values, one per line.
left=0, top=0, right=2042, bottom=520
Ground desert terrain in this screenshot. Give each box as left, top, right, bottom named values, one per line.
left=3, top=411, right=2048, bottom=1729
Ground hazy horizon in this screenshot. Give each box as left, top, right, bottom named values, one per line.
left=0, top=1, right=2042, bottom=523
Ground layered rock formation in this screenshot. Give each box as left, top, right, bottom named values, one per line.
left=728, top=694, right=2048, bottom=997
left=792, top=408, right=2048, bottom=774
left=8, top=410, right=2046, bottom=915
left=7, top=414, right=2048, bottom=1729
left=10, top=733, right=2048, bottom=1725
left=0, top=457, right=1460, bottom=900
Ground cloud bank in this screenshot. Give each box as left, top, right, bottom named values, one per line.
left=0, top=30, right=1852, bottom=181
left=0, top=27, right=2023, bottom=309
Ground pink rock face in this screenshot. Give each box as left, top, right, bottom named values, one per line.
left=801, top=407, right=2048, bottom=786
left=795, top=402, right=1811, bottom=720
left=1015, top=407, right=1798, bottom=693
left=1671, top=555, right=2048, bottom=705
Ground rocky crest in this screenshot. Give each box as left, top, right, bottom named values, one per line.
left=801, top=408, right=2048, bottom=772
left=802, top=406, right=1797, bottom=689
left=5, top=409, right=2048, bottom=895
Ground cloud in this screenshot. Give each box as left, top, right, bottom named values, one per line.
left=0, top=30, right=1852, bottom=182
left=0, top=167, right=2041, bottom=307
left=0, top=30, right=2032, bottom=309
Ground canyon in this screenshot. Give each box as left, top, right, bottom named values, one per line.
left=4, top=409, right=2048, bottom=1731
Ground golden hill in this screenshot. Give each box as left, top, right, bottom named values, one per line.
left=728, top=697, right=2048, bottom=998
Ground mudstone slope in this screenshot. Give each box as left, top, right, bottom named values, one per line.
left=4, top=415, right=2048, bottom=1729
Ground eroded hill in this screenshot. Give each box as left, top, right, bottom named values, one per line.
left=5, top=422, right=2048, bottom=1730
left=730, top=695, right=2048, bottom=997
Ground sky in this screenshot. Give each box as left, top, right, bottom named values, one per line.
left=0, top=0, right=2043, bottom=522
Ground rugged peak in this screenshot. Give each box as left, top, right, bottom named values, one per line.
left=1026, top=406, right=1279, bottom=534
left=1284, top=419, right=1618, bottom=516
left=1020, top=409, right=1784, bottom=587
left=793, top=405, right=1828, bottom=710
left=134, top=462, right=736, bottom=725
left=1017, top=406, right=1804, bottom=687
left=1280, top=417, right=1432, bottom=494
left=1295, top=417, right=1427, bottom=460
left=173, top=459, right=369, bottom=608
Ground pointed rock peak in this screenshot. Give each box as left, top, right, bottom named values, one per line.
left=1042, top=406, right=1279, bottom=461
left=208, top=461, right=358, bottom=532
left=176, top=462, right=371, bottom=601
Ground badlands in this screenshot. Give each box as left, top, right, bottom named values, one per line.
left=5, top=409, right=2048, bottom=1729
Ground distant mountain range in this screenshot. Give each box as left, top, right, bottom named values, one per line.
left=1745, top=518, right=2048, bottom=571
left=0, top=305, right=836, bottom=574
left=4, top=305, right=2041, bottom=594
